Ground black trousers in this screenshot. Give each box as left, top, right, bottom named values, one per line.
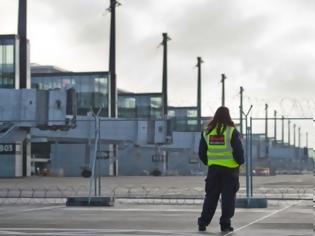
left=198, top=165, right=240, bottom=227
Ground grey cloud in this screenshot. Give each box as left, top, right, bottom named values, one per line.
left=166, top=0, right=271, bottom=57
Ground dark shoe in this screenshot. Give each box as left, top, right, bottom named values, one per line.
left=198, top=224, right=206, bottom=232
left=221, top=226, right=234, bottom=232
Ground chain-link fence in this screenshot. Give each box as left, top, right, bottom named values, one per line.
left=0, top=184, right=312, bottom=205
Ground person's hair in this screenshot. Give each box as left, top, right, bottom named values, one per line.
left=207, top=106, right=235, bottom=134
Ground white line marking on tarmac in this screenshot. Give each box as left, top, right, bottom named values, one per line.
left=223, top=200, right=302, bottom=236
left=0, top=205, right=63, bottom=216
left=0, top=228, right=193, bottom=236
left=22, top=205, right=64, bottom=212
left=64, top=207, right=274, bottom=213
left=0, top=231, right=22, bottom=235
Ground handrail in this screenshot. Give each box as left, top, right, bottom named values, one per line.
left=0, top=123, right=17, bottom=139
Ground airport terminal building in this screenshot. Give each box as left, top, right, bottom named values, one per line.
left=0, top=37, right=204, bottom=177
left=29, top=65, right=204, bottom=177
left=1, top=31, right=313, bottom=178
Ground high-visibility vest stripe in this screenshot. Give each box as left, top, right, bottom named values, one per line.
left=206, top=159, right=239, bottom=168
left=207, top=153, right=234, bottom=159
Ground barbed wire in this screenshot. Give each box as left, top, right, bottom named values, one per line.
left=201, top=97, right=315, bottom=118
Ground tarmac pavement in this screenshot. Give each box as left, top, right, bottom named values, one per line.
left=0, top=200, right=312, bottom=235
left=0, top=175, right=313, bottom=235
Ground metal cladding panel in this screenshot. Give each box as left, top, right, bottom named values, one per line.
left=0, top=139, right=25, bottom=178
left=0, top=154, right=16, bottom=177
left=154, top=120, right=167, bottom=144
left=136, top=121, right=148, bottom=145
left=48, top=90, right=67, bottom=126
left=167, top=132, right=198, bottom=150
left=0, top=89, right=19, bottom=121
left=19, top=89, right=37, bottom=124
left=36, top=90, right=48, bottom=125
left=147, top=120, right=155, bottom=144
left=99, top=119, right=138, bottom=142
left=193, top=132, right=201, bottom=153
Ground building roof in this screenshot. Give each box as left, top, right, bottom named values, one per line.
left=31, top=70, right=110, bottom=77
left=31, top=64, right=71, bottom=74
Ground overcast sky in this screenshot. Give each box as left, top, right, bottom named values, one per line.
left=0, top=0, right=314, bottom=148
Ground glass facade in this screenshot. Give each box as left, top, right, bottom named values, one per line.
left=118, top=93, right=162, bottom=118
left=31, top=72, right=110, bottom=117
left=168, top=107, right=198, bottom=131
left=0, top=35, right=18, bottom=89
left=118, top=95, right=136, bottom=118
left=117, top=93, right=198, bottom=130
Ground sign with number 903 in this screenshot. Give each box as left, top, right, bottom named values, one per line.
left=0, top=144, right=16, bottom=154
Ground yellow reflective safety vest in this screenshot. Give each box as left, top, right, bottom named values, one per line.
left=203, top=125, right=239, bottom=168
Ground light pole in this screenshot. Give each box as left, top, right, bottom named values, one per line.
left=196, top=57, right=203, bottom=130
left=239, top=86, right=244, bottom=137
left=274, top=110, right=277, bottom=141
left=288, top=119, right=291, bottom=145
left=281, top=116, right=284, bottom=144
left=18, top=0, right=29, bottom=89
left=221, top=74, right=226, bottom=106
left=265, top=104, right=269, bottom=156
left=298, top=127, right=301, bottom=148
left=109, top=0, right=120, bottom=118
left=161, top=33, right=171, bottom=117
left=293, top=123, right=296, bottom=147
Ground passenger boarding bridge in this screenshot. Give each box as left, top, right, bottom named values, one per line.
left=0, top=88, right=201, bottom=177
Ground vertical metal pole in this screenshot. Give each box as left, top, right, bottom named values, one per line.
left=162, top=33, right=170, bottom=117
left=265, top=104, right=268, bottom=138
left=162, top=150, right=167, bottom=176
left=196, top=57, right=203, bottom=130
left=274, top=110, right=277, bottom=141
left=243, top=105, right=252, bottom=201
left=54, top=141, right=59, bottom=176
left=293, top=124, right=296, bottom=147
left=109, top=0, right=119, bottom=176
left=265, top=104, right=268, bottom=156
left=94, top=117, right=98, bottom=196
left=245, top=115, right=249, bottom=199
left=161, top=33, right=171, bottom=175
left=88, top=116, right=100, bottom=204
left=98, top=119, right=101, bottom=196
left=239, top=87, right=244, bottom=137
left=306, top=132, right=308, bottom=147
left=288, top=119, right=291, bottom=145
left=98, top=157, right=101, bottom=196
left=18, top=0, right=28, bottom=89
left=298, top=127, right=301, bottom=148
left=109, top=0, right=117, bottom=118
left=19, top=0, right=29, bottom=175
left=221, top=74, right=226, bottom=106
left=281, top=116, right=284, bottom=144
left=250, top=116, right=253, bottom=197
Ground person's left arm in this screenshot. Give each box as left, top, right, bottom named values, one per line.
left=198, top=133, right=208, bottom=165
left=231, top=129, right=245, bottom=165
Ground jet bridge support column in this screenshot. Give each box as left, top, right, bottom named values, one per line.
left=109, top=144, right=118, bottom=176
left=24, top=131, right=32, bottom=177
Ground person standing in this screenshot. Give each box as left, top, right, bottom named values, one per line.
left=198, top=106, right=244, bottom=233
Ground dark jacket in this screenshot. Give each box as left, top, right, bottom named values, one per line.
left=198, top=128, right=244, bottom=166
